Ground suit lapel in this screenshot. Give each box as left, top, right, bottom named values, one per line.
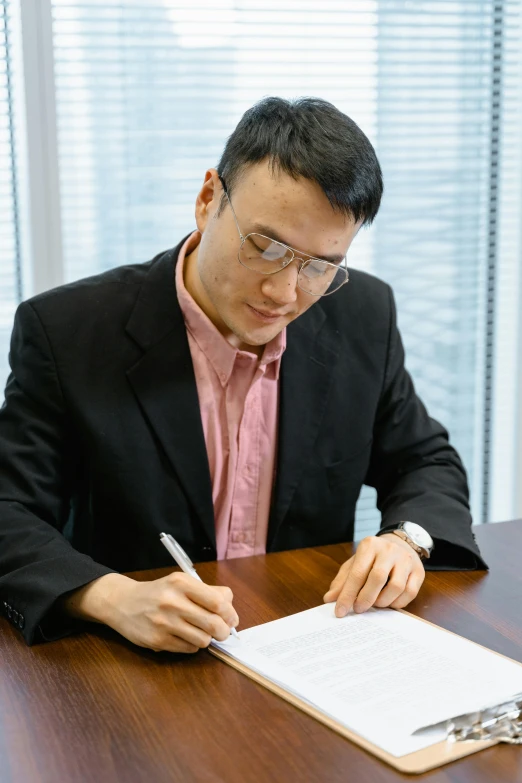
left=267, top=306, right=340, bottom=549
left=125, top=240, right=216, bottom=549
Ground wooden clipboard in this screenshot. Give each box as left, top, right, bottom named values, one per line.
left=209, top=609, right=522, bottom=774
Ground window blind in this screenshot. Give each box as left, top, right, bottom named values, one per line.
left=49, top=0, right=522, bottom=536
left=0, top=0, right=21, bottom=391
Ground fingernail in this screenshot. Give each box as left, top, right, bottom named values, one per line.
left=336, top=604, right=347, bottom=618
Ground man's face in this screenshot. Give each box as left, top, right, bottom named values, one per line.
left=184, top=161, right=361, bottom=352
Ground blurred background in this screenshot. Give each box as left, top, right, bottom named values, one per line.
left=1, top=0, right=521, bottom=538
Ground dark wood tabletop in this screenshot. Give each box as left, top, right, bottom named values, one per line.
left=1, top=520, right=521, bottom=783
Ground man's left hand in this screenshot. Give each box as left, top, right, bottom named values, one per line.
left=323, top=533, right=426, bottom=617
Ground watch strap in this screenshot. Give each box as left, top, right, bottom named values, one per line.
left=377, top=523, right=432, bottom=560
left=390, top=529, right=429, bottom=560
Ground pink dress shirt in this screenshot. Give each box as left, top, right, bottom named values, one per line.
left=175, top=231, right=286, bottom=559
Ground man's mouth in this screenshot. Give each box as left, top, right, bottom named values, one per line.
left=247, top=304, right=288, bottom=322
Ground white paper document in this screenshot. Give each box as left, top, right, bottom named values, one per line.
left=212, top=604, right=522, bottom=757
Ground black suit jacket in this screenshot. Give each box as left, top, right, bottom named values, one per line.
left=0, top=236, right=486, bottom=644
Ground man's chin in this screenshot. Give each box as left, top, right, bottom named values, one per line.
left=242, top=325, right=283, bottom=346
left=223, top=305, right=291, bottom=349
left=230, top=321, right=285, bottom=350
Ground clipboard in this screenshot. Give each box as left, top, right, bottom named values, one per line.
left=209, top=610, right=522, bottom=774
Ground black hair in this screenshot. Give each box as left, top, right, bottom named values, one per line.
left=216, top=96, right=383, bottom=225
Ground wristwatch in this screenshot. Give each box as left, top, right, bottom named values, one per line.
left=384, top=521, right=434, bottom=560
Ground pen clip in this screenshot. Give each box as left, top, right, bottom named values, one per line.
left=160, top=533, right=194, bottom=569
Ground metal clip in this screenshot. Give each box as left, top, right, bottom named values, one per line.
left=447, top=694, right=522, bottom=745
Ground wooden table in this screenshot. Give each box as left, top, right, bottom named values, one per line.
left=1, top=520, right=521, bottom=783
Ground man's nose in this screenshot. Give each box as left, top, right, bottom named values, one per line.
left=260, top=260, right=300, bottom=304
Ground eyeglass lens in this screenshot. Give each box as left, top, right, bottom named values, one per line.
left=239, top=234, right=347, bottom=296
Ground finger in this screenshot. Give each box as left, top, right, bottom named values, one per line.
left=323, top=559, right=353, bottom=601
left=146, top=611, right=214, bottom=651
left=389, top=569, right=426, bottom=610
left=349, top=550, right=398, bottom=613
left=186, top=581, right=238, bottom=625
left=373, top=562, right=411, bottom=608
left=170, top=619, right=214, bottom=649
left=175, top=596, right=234, bottom=641
left=147, top=600, right=230, bottom=649
left=168, top=573, right=238, bottom=625
left=151, top=635, right=200, bottom=654
left=333, top=538, right=379, bottom=617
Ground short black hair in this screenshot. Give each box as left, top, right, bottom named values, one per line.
left=216, top=96, right=383, bottom=226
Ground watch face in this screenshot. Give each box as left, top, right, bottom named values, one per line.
left=402, top=521, right=433, bottom=549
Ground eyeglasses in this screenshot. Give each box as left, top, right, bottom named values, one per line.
left=221, top=182, right=349, bottom=297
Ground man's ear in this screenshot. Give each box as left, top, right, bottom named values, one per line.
left=194, top=168, right=222, bottom=233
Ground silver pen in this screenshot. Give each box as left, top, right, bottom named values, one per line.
left=160, top=532, right=240, bottom=638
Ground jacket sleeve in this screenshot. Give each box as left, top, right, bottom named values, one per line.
left=364, top=286, right=487, bottom=570
left=0, top=301, right=115, bottom=644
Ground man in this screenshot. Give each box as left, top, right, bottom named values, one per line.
left=0, top=97, right=486, bottom=652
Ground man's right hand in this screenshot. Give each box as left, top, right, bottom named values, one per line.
left=62, top=571, right=239, bottom=653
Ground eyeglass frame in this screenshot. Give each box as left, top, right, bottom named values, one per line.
left=219, top=177, right=350, bottom=298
